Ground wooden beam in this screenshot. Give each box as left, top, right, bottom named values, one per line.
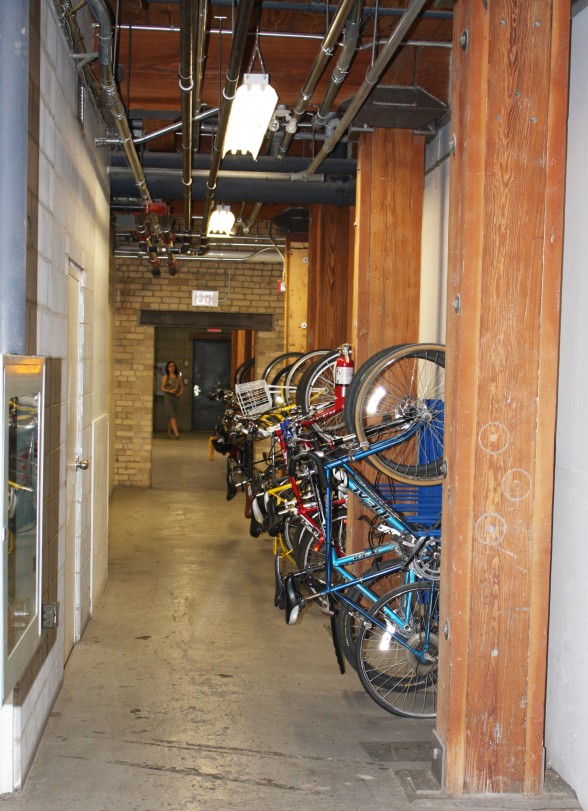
left=139, top=310, right=273, bottom=330
left=437, top=0, right=570, bottom=796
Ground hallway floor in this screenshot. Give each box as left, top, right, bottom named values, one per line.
left=1, top=435, right=581, bottom=810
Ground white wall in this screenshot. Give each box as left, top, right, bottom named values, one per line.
left=420, top=124, right=450, bottom=344
left=0, top=0, right=111, bottom=792
left=545, top=8, right=588, bottom=810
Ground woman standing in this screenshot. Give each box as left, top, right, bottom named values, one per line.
left=161, top=360, right=184, bottom=438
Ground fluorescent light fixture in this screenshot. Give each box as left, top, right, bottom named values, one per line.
left=207, top=205, right=235, bottom=236
left=223, top=74, right=278, bottom=160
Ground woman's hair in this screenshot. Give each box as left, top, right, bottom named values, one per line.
left=165, top=361, right=179, bottom=376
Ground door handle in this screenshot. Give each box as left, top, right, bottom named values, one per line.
left=76, top=458, right=89, bottom=471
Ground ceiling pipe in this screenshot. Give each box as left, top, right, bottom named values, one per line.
left=200, top=0, right=257, bottom=250
left=146, top=0, right=452, bottom=20
left=179, top=0, right=195, bottom=235
left=109, top=153, right=357, bottom=204
left=85, top=0, right=169, bottom=260
left=55, top=1, right=111, bottom=121
left=158, top=208, right=179, bottom=275
left=241, top=202, right=263, bottom=234
left=96, top=107, right=218, bottom=148
left=193, top=0, right=209, bottom=154
left=313, top=0, right=362, bottom=130
left=301, top=0, right=429, bottom=178
left=110, top=170, right=356, bottom=205
left=275, top=0, right=356, bottom=160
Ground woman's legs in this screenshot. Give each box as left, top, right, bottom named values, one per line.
left=168, top=416, right=180, bottom=438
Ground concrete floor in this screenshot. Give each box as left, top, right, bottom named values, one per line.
left=1, top=435, right=581, bottom=810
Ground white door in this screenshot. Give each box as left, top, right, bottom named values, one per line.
left=65, top=263, right=82, bottom=662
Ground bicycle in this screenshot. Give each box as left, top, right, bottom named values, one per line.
left=275, top=427, right=442, bottom=719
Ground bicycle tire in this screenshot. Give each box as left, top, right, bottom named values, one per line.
left=355, top=581, right=440, bottom=718
left=270, top=363, right=296, bottom=407
left=234, top=358, right=255, bottom=385
left=283, top=349, right=332, bottom=404
left=344, top=343, right=445, bottom=484
left=295, top=351, right=347, bottom=439
left=261, top=352, right=303, bottom=383
left=335, top=561, right=407, bottom=671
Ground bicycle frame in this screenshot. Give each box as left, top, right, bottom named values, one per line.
left=288, top=429, right=441, bottom=654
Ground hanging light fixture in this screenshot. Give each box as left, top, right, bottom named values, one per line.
left=223, top=33, right=278, bottom=161
left=207, top=204, right=235, bottom=236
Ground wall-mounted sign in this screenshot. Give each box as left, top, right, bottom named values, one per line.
left=192, top=290, right=219, bottom=307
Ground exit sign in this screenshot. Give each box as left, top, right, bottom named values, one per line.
left=192, top=290, right=219, bottom=307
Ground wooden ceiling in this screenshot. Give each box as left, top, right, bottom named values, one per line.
left=101, top=0, right=453, bottom=232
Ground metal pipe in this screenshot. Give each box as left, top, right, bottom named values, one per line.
left=241, top=202, right=263, bottom=234
left=275, top=0, right=356, bottom=160
left=200, top=0, right=256, bottom=245
left=145, top=0, right=452, bottom=20
left=85, top=0, right=166, bottom=249
left=96, top=107, right=218, bottom=147
left=302, top=0, right=429, bottom=177
left=0, top=0, right=29, bottom=354
left=115, top=247, right=283, bottom=263
left=104, top=22, right=452, bottom=48
left=193, top=0, right=209, bottom=153
left=110, top=168, right=356, bottom=205
left=180, top=0, right=195, bottom=232
left=313, top=0, right=362, bottom=129
left=111, top=152, right=356, bottom=174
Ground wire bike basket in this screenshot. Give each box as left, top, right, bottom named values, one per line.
left=234, top=380, right=275, bottom=416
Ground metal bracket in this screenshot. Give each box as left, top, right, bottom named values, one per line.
left=42, top=603, right=58, bottom=629
left=431, top=729, right=446, bottom=789
left=69, top=52, right=98, bottom=70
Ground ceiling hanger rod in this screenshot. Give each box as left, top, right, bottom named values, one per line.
left=302, top=0, right=429, bottom=177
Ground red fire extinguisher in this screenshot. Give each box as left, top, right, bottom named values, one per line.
left=334, top=344, right=353, bottom=411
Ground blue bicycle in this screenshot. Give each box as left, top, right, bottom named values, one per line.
left=275, top=353, right=444, bottom=719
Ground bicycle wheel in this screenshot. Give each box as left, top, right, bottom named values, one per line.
left=234, top=358, right=255, bottom=385
left=283, top=349, right=332, bottom=404
left=335, top=561, right=407, bottom=671
left=295, top=351, right=347, bottom=439
left=355, top=581, right=440, bottom=718
left=344, top=343, right=445, bottom=484
left=261, top=352, right=303, bottom=384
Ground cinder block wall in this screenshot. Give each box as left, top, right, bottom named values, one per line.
left=114, top=257, right=285, bottom=486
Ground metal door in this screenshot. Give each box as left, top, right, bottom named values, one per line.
left=191, top=340, right=231, bottom=431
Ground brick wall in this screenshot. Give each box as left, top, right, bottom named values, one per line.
left=114, top=257, right=285, bottom=486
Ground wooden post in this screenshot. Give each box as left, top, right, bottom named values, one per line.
left=285, top=241, right=309, bottom=352
left=352, top=128, right=424, bottom=365
left=307, top=205, right=352, bottom=348
left=348, top=128, right=425, bottom=553
left=437, top=0, right=569, bottom=795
